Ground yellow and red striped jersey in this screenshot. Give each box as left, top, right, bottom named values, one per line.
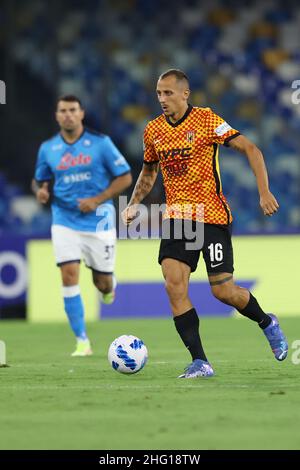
left=143, top=105, right=240, bottom=224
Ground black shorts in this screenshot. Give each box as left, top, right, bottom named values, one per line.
left=158, top=219, right=234, bottom=274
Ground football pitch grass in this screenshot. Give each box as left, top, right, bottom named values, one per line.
left=0, top=317, right=299, bottom=450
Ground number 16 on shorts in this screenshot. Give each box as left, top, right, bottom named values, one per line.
left=208, top=242, right=223, bottom=267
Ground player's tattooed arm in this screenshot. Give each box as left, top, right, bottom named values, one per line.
left=128, top=162, right=159, bottom=205
left=228, top=134, right=279, bottom=216
left=122, top=162, right=159, bottom=225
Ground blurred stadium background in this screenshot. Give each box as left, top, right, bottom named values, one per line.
left=0, top=0, right=299, bottom=321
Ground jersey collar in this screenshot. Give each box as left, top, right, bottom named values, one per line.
left=59, top=127, right=86, bottom=145
left=165, top=104, right=193, bottom=128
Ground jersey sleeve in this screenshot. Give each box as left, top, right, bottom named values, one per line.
left=143, top=123, right=159, bottom=164
left=203, top=108, right=240, bottom=146
left=34, top=144, right=52, bottom=181
left=102, top=136, right=131, bottom=177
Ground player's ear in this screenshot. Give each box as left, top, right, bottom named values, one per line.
left=184, top=88, right=190, bottom=100
left=80, top=108, right=85, bottom=120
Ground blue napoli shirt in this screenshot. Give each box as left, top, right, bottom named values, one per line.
left=35, top=128, right=131, bottom=232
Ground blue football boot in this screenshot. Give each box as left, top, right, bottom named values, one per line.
left=178, top=359, right=214, bottom=378
left=263, top=314, right=288, bottom=361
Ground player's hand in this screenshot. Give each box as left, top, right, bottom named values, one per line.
left=260, top=191, right=279, bottom=216
left=77, top=196, right=99, bottom=213
left=36, top=182, right=50, bottom=204
left=121, top=206, right=138, bottom=225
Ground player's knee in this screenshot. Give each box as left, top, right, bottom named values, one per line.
left=93, top=276, right=112, bottom=294
left=165, top=277, right=187, bottom=300
left=62, top=268, right=78, bottom=286
left=211, top=284, right=235, bottom=305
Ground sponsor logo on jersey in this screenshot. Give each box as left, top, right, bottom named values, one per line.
left=83, top=139, right=91, bottom=146
left=165, top=161, right=188, bottom=177
left=214, top=122, right=232, bottom=136
left=158, top=147, right=192, bottom=160
left=56, top=153, right=92, bottom=170
left=63, top=172, right=91, bottom=183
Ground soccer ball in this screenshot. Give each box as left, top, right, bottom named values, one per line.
left=108, top=335, right=148, bottom=374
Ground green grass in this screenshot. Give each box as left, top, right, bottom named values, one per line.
left=0, top=317, right=299, bottom=450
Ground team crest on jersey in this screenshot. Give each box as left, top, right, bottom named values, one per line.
left=186, top=130, right=195, bottom=143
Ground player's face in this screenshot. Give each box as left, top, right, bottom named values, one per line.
left=56, top=101, right=85, bottom=132
left=156, top=76, right=190, bottom=118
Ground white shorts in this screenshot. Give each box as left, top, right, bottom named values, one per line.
left=51, top=224, right=116, bottom=273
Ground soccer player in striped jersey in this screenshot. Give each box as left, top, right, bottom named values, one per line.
left=122, top=69, right=288, bottom=378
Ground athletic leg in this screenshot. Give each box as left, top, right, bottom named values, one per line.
left=82, top=229, right=117, bottom=304
left=161, top=258, right=214, bottom=377
left=204, top=224, right=288, bottom=361
left=60, top=262, right=92, bottom=356
left=92, top=271, right=116, bottom=305
left=51, top=225, right=91, bottom=355
left=209, top=274, right=288, bottom=360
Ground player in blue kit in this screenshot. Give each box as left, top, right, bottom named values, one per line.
left=33, top=95, right=132, bottom=356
